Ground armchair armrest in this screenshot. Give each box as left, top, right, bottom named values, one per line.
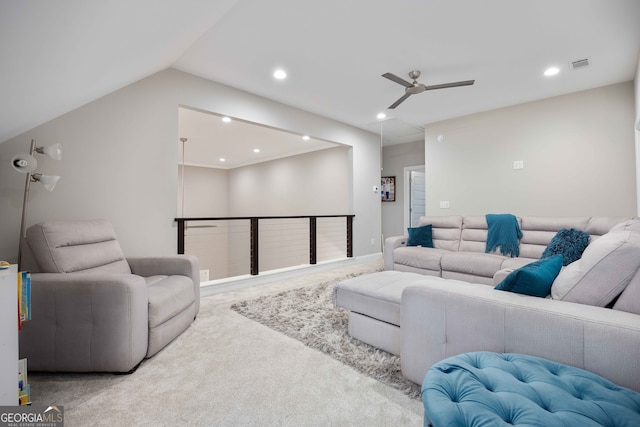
left=127, top=255, right=200, bottom=314
left=127, top=255, right=198, bottom=282
left=383, top=235, right=408, bottom=270
left=400, top=280, right=640, bottom=392
left=20, top=272, right=148, bottom=372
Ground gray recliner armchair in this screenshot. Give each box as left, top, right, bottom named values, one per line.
left=19, top=219, right=200, bottom=372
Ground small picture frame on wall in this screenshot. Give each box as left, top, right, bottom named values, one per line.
left=381, top=176, right=395, bottom=202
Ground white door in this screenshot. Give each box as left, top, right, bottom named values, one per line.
left=409, top=170, right=425, bottom=227
left=403, top=166, right=426, bottom=232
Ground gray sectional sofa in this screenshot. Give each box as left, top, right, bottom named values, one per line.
left=384, top=215, right=627, bottom=284
left=335, top=215, right=640, bottom=392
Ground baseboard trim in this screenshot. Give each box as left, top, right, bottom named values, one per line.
left=199, top=253, right=382, bottom=297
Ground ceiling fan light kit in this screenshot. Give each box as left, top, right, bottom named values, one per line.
left=382, top=70, right=475, bottom=109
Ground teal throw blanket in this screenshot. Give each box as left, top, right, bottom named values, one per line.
left=486, top=214, right=522, bottom=257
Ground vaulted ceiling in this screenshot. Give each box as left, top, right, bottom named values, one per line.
left=2, top=0, right=639, bottom=146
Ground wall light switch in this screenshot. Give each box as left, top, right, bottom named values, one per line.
left=373, top=185, right=379, bottom=193
left=439, top=201, right=450, bottom=209
left=513, top=160, right=524, bottom=170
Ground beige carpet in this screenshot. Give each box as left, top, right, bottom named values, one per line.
left=28, top=259, right=424, bottom=426
left=230, top=271, right=422, bottom=399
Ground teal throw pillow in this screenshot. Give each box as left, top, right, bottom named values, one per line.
left=407, top=224, right=434, bottom=248
left=495, top=254, right=563, bottom=298
left=541, top=228, right=590, bottom=266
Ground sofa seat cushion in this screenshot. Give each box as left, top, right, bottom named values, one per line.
left=333, top=271, right=426, bottom=326
left=500, top=257, right=537, bottom=270
left=393, top=247, right=449, bottom=272
left=145, top=275, right=195, bottom=328
left=441, top=251, right=506, bottom=278
left=422, top=352, right=640, bottom=427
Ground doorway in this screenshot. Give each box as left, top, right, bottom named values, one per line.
left=403, top=166, right=425, bottom=231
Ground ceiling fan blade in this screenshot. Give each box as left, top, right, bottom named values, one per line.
left=388, top=93, right=411, bottom=109
left=382, top=72, right=413, bottom=88
left=424, top=80, right=475, bottom=91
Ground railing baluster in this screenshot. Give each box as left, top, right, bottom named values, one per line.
left=346, top=215, right=353, bottom=258
left=177, top=219, right=185, bottom=255
left=309, top=216, right=317, bottom=265
left=250, top=218, right=259, bottom=275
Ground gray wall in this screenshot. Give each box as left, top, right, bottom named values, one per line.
left=0, top=69, right=381, bottom=261
left=228, top=146, right=350, bottom=215
left=635, top=54, right=640, bottom=213
left=180, top=146, right=349, bottom=217
left=381, top=140, right=424, bottom=240
left=178, top=165, right=229, bottom=217
left=425, top=82, right=637, bottom=216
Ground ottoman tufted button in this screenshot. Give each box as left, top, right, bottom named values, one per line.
left=422, top=352, right=640, bottom=427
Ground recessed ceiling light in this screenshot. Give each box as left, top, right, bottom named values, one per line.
left=253, top=148, right=260, bottom=153
left=219, top=158, right=226, bottom=162
left=222, top=116, right=231, bottom=123
left=544, top=67, right=560, bottom=77
left=273, top=69, right=287, bottom=80
left=376, top=113, right=386, bottom=119
left=302, top=135, right=310, bottom=141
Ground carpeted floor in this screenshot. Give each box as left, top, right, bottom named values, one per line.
left=230, top=273, right=421, bottom=400
left=27, top=258, right=424, bottom=426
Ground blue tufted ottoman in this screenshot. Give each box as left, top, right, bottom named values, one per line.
left=422, top=352, right=640, bottom=427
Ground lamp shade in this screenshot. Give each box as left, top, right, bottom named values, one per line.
left=32, top=173, right=60, bottom=192
left=36, top=143, right=63, bottom=160
left=11, top=154, right=38, bottom=173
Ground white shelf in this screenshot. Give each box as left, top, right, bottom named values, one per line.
left=0, top=265, right=18, bottom=405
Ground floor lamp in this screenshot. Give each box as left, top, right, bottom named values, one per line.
left=11, top=139, right=62, bottom=270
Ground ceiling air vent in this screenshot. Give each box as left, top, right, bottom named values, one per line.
left=570, top=58, right=590, bottom=71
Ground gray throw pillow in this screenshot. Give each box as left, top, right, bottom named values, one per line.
left=551, top=220, right=640, bottom=306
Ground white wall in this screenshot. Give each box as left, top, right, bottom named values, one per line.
left=381, top=140, right=424, bottom=240
left=178, top=165, right=229, bottom=217
left=424, top=82, right=637, bottom=217
left=634, top=52, right=640, bottom=214
left=0, top=69, right=381, bottom=262
left=228, top=146, right=350, bottom=215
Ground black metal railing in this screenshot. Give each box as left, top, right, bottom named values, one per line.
left=175, top=215, right=354, bottom=278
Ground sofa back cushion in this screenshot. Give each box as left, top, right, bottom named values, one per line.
left=458, top=216, right=489, bottom=253
left=26, top=220, right=132, bottom=274
left=518, top=217, right=628, bottom=259
left=519, top=217, right=590, bottom=259
left=459, top=215, right=524, bottom=254
left=584, top=217, right=632, bottom=239
left=418, top=216, right=463, bottom=251
left=551, top=219, right=640, bottom=306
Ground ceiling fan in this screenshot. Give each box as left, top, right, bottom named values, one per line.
left=382, top=70, right=475, bottom=109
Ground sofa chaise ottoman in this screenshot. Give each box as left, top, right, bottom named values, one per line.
left=333, top=271, right=427, bottom=355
